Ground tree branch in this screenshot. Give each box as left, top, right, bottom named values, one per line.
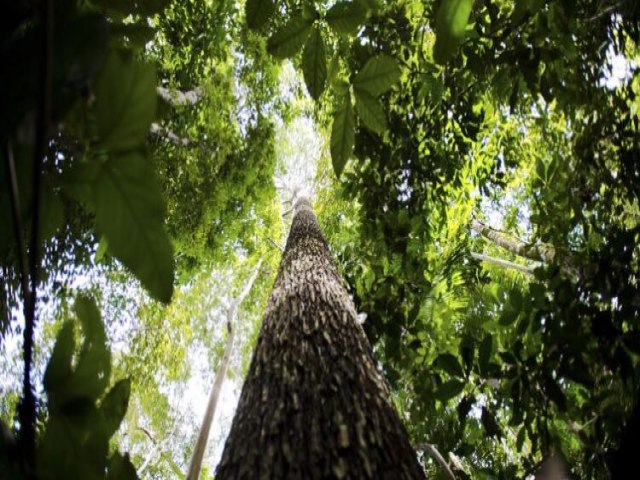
left=186, top=258, right=264, bottom=480
left=417, top=443, right=456, bottom=480
left=150, top=122, right=192, bottom=147
left=267, top=238, right=284, bottom=252
left=471, top=220, right=580, bottom=278
left=156, top=86, right=204, bottom=107
left=470, top=251, right=536, bottom=275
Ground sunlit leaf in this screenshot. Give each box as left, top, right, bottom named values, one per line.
left=353, top=55, right=401, bottom=96
left=433, top=0, right=475, bottom=64
left=354, top=90, right=387, bottom=133
left=326, top=1, right=367, bottom=35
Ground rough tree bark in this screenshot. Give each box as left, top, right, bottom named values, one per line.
left=187, top=258, right=263, bottom=480
left=215, top=197, right=425, bottom=479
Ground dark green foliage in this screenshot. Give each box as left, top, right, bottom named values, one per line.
left=37, top=296, right=136, bottom=480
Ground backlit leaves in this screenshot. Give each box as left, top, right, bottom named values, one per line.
left=245, top=0, right=275, bottom=30
left=38, top=296, right=135, bottom=479
left=353, top=55, right=401, bottom=96
left=326, top=1, right=367, bottom=35
left=94, top=153, right=174, bottom=303
left=267, top=17, right=313, bottom=59
left=330, top=92, right=355, bottom=177
left=433, top=0, right=475, bottom=64
left=302, top=27, right=327, bottom=100
left=354, top=90, right=386, bottom=134
left=93, top=50, right=157, bottom=152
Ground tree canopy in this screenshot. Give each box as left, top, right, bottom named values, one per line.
left=1, top=0, right=639, bottom=478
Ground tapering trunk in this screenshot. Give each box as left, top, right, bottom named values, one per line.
left=216, top=198, right=425, bottom=480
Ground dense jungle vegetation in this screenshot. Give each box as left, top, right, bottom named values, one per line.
left=1, top=0, right=639, bottom=478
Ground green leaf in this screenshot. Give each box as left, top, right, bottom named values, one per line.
left=433, top=0, right=475, bottom=64
left=481, top=406, right=501, bottom=437
left=101, top=379, right=131, bottom=437
left=499, top=308, right=518, bottom=326
left=543, top=375, right=567, bottom=412
left=354, top=90, right=387, bottom=134
left=330, top=92, right=355, bottom=178
left=436, top=380, right=465, bottom=402
left=38, top=407, right=110, bottom=480
left=326, top=1, right=367, bottom=36
left=43, top=322, right=75, bottom=396
left=478, top=334, right=492, bottom=375
left=74, top=295, right=105, bottom=343
left=93, top=152, right=174, bottom=303
left=93, top=49, right=156, bottom=153
left=302, top=27, right=327, bottom=100
left=246, top=0, right=276, bottom=30
left=436, top=353, right=465, bottom=378
left=107, top=453, right=139, bottom=480
left=353, top=55, right=401, bottom=96
left=72, top=296, right=111, bottom=402
left=267, top=17, right=313, bottom=59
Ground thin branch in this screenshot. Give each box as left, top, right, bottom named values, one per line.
left=417, top=443, right=456, bottom=480
left=470, top=220, right=580, bottom=278
left=470, top=251, right=536, bottom=275
left=186, top=258, right=264, bottom=480
left=267, top=238, right=284, bottom=253
left=150, top=122, right=192, bottom=147
left=156, top=86, right=204, bottom=107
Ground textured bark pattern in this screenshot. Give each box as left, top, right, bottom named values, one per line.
left=216, top=198, right=425, bottom=480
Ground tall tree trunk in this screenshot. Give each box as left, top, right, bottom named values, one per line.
left=216, top=197, right=425, bottom=479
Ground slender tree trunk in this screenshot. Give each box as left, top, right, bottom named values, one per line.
left=149, top=123, right=192, bottom=147
left=187, top=258, right=263, bottom=480
left=471, top=220, right=580, bottom=278
left=156, top=86, right=204, bottom=107
left=469, top=251, right=535, bottom=275
left=216, top=197, right=425, bottom=479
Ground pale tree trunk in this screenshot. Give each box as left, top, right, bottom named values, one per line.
left=187, top=258, right=264, bottom=480
left=216, top=197, right=425, bottom=479
left=149, top=123, right=192, bottom=147
left=156, top=86, right=204, bottom=107
left=469, top=251, right=535, bottom=275
left=471, top=220, right=579, bottom=278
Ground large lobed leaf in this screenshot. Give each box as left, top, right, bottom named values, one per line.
left=353, top=54, right=401, bottom=96
left=267, top=17, right=313, bottom=59
left=93, top=152, right=174, bottom=303
left=302, top=27, right=327, bottom=100
left=93, top=49, right=157, bottom=153
left=330, top=92, right=355, bottom=178
left=326, top=1, right=367, bottom=36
